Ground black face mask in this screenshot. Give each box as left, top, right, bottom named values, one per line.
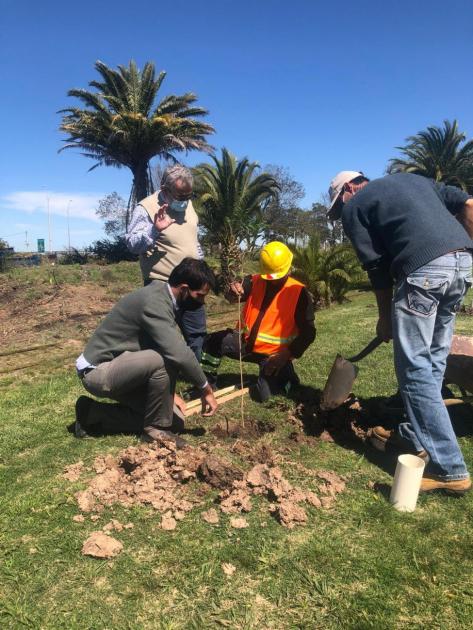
left=179, top=289, right=203, bottom=310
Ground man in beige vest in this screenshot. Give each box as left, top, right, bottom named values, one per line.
left=126, top=165, right=207, bottom=360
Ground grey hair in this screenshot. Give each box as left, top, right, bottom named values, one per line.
left=160, top=164, right=193, bottom=190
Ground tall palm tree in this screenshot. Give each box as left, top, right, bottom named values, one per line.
left=193, top=148, right=279, bottom=287
left=59, top=60, right=215, bottom=219
left=388, top=120, right=473, bottom=192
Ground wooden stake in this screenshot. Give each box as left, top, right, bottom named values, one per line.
left=185, top=385, right=236, bottom=410
left=444, top=397, right=473, bottom=406
left=237, top=291, right=245, bottom=427
left=184, top=387, right=248, bottom=417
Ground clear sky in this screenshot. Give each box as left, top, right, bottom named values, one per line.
left=1, top=0, right=473, bottom=252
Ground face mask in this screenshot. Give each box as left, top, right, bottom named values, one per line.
left=170, top=199, right=188, bottom=213
left=178, top=288, right=203, bottom=310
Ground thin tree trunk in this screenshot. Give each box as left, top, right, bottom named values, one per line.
left=220, top=237, right=243, bottom=292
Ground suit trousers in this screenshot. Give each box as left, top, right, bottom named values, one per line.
left=81, top=349, right=175, bottom=432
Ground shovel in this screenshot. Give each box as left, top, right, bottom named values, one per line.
left=321, top=337, right=383, bottom=410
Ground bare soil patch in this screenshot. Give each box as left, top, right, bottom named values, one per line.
left=211, top=418, right=276, bottom=439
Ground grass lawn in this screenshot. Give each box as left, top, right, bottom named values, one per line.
left=1, top=267, right=473, bottom=629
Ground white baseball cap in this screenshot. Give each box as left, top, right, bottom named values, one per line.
left=328, top=171, right=364, bottom=210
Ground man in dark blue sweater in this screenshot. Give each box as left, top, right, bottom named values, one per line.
left=328, top=171, right=473, bottom=494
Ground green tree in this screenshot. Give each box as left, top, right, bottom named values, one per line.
left=388, top=120, right=473, bottom=192
left=292, top=238, right=364, bottom=308
left=95, top=192, right=127, bottom=237
left=59, top=60, right=215, bottom=219
left=261, top=165, right=305, bottom=242
left=193, top=148, right=279, bottom=286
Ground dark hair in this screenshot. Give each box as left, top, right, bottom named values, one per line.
left=168, top=257, right=216, bottom=290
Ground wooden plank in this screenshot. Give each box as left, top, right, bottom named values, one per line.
left=184, top=387, right=249, bottom=417
left=444, top=397, right=473, bottom=407
left=185, top=385, right=236, bottom=410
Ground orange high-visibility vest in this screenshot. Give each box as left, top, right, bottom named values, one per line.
left=238, top=275, right=304, bottom=355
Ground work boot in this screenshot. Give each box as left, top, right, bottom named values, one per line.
left=420, top=475, right=471, bottom=495
left=141, top=426, right=188, bottom=449
left=369, top=426, right=429, bottom=461
left=71, top=396, right=97, bottom=438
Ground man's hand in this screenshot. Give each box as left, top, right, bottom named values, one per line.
left=154, top=204, right=175, bottom=231
left=376, top=316, right=392, bottom=342
left=263, top=348, right=292, bottom=376
left=201, top=384, right=218, bottom=416
left=173, top=393, right=187, bottom=415
left=225, top=280, right=244, bottom=303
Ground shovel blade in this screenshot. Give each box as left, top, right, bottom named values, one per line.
left=321, top=354, right=359, bottom=410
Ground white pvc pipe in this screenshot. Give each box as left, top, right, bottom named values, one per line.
left=389, top=454, right=426, bottom=512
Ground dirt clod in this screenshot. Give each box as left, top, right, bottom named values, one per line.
left=72, top=514, right=85, bottom=523
left=219, top=488, right=252, bottom=514
left=161, top=513, right=177, bottom=531
left=230, top=516, right=249, bottom=529
left=222, top=562, right=236, bottom=576
left=316, top=471, right=346, bottom=496
left=63, top=461, right=84, bottom=482
left=202, top=508, right=220, bottom=524
left=81, top=532, right=123, bottom=558
left=198, top=455, right=243, bottom=490
left=277, top=500, right=307, bottom=528
left=103, top=519, right=124, bottom=533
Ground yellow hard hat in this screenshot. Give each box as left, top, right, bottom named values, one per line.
left=259, top=241, right=293, bottom=280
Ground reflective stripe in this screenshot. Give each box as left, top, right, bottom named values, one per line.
left=256, top=332, right=297, bottom=344
left=201, top=365, right=218, bottom=375
left=201, top=352, right=220, bottom=366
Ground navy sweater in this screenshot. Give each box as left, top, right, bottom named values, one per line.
left=342, top=173, right=473, bottom=289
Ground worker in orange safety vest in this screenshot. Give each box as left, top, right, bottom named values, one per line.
left=201, top=242, right=316, bottom=401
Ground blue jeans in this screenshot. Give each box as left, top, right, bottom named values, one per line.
left=176, top=304, right=207, bottom=362
left=393, top=251, right=472, bottom=480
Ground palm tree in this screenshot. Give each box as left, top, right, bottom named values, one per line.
left=193, top=148, right=279, bottom=287
left=388, top=120, right=473, bottom=192
left=292, top=238, right=364, bottom=308
left=59, top=60, right=215, bottom=219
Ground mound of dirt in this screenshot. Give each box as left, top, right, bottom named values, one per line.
left=75, top=439, right=206, bottom=519
left=67, top=434, right=349, bottom=555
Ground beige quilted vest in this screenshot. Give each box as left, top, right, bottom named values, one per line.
left=138, top=192, right=199, bottom=281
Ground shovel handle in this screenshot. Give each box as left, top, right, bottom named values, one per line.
left=347, top=337, right=383, bottom=363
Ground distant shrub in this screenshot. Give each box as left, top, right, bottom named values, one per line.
left=87, top=237, right=138, bottom=264
left=59, top=248, right=89, bottom=265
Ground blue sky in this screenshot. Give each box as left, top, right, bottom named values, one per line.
left=1, top=0, right=473, bottom=252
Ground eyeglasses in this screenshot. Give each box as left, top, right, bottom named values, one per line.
left=172, top=192, right=194, bottom=201
left=162, top=185, right=194, bottom=201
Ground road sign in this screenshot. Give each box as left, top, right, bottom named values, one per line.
left=37, top=239, right=45, bottom=253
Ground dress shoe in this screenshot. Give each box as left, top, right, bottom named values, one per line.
left=141, top=427, right=188, bottom=449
